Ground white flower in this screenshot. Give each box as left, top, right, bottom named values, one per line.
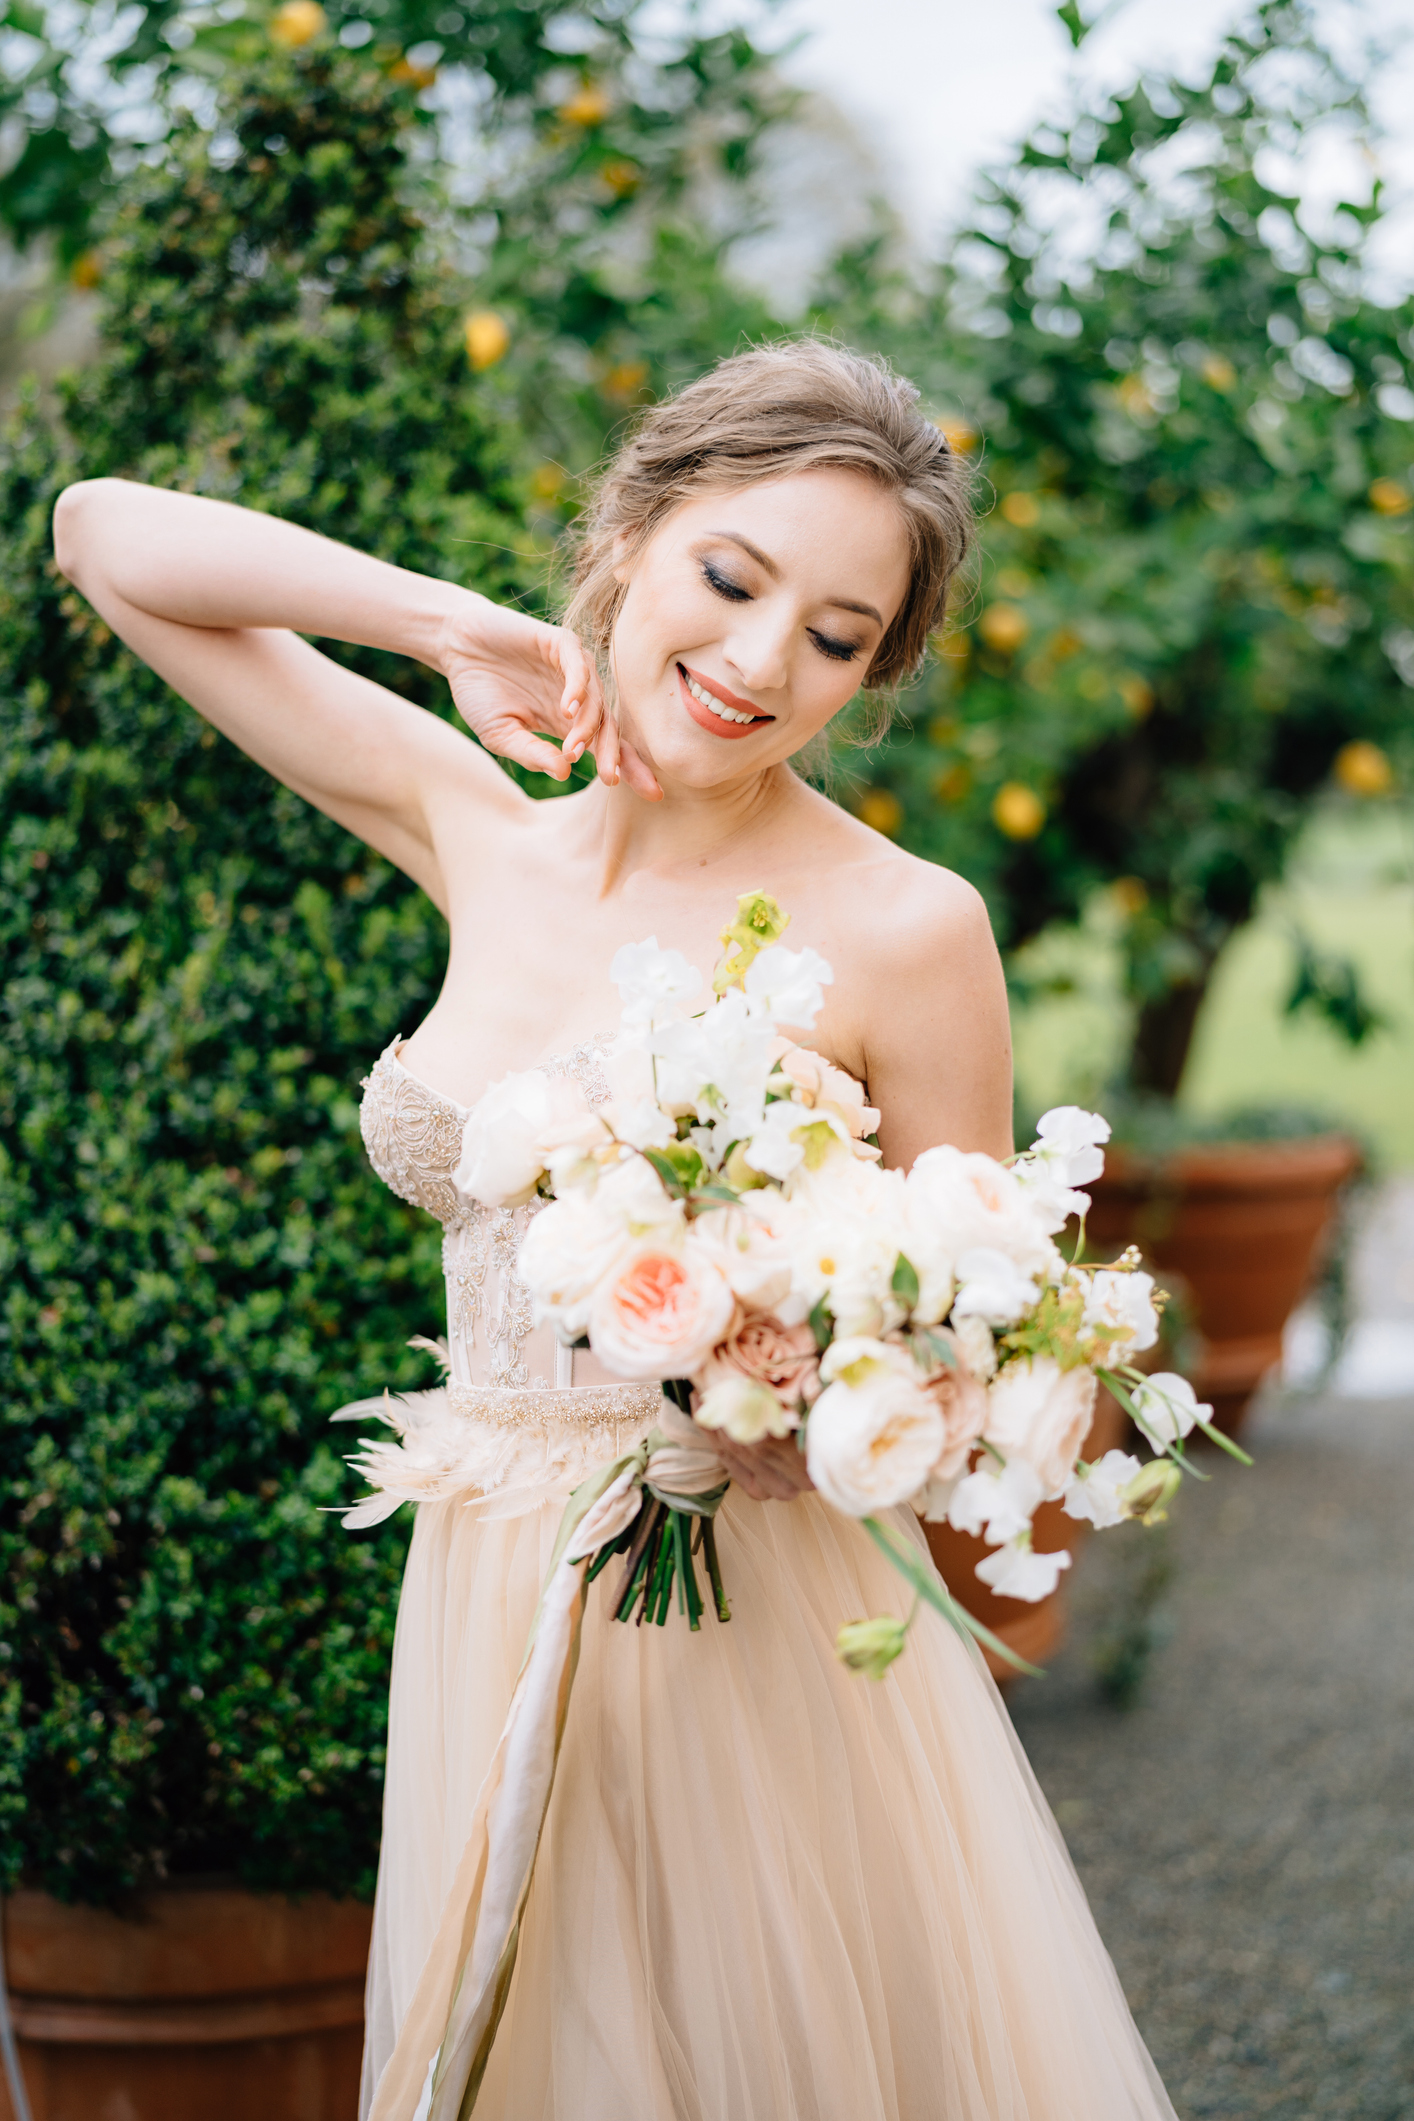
left=952, top=1312, right=998, bottom=1381
left=1130, top=1371, right=1211, bottom=1452
left=946, top=1457, right=1045, bottom=1543
left=742, top=944, right=834, bottom=1031
left=805, top=1350, right=945, bottom=1516
left=591, top=1154, right=686, bottom=1242
left=454, top=1068, right=591, bottom=1209
left=695, top=1373, right=794, bottom=1443
left=950, top=1247, right=1040, bottom=1326
left=984, top=1356, right=1096, bottom=1494
left=602, top=1097, right=677, bottom=1154
left=1062, top=1447, right=1143, bottom=1529
left=610, top=937, right=703, bottom=1025
left=907, top=1145, right=1058, bottom=1279
left=588, top=1244, right=736, bottom=1381
left=1030, top=1106, right=1110, bottom=1186
left=1080, top=1269, right=1160, bottom=1358
left=974, top=1540, right=1072, bottom=1602
left=517, top=1188, right=643, bottom=1338
left=782, top=1161, right=910, bottom=1337
left=1007, top=1164, right=1090, bottom=1232
left=743, top=1099, right=851, bottom=1183
left=688, top=1196, right=797, bottom=1315
left=652, top=986, right=776, bottom=1136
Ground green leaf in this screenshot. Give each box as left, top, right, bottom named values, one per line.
left=808, top=1297, right=835, bottom=1352
left=890, top=1252, right=920, bottom=1308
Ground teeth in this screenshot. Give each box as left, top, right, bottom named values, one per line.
left=685, top=671, right=758, bottom=725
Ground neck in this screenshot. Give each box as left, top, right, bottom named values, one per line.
left=581, top=762, right=799, bottom=897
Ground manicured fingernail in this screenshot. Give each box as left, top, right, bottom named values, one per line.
left=567, top=742, right=583, bottom=763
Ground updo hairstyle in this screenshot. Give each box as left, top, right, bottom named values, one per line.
left=563, top=339, right=975, bottom=695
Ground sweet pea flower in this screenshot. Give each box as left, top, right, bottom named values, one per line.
left=1029, top=1106, right=1111, bottom=1186
left=1080, top=1268, right=1160, bottom=1358
left=743, top=944, right=833, bottom=1031
left=950, top=1247, right=1041, bottom=1326
left=1062, top=1447, right=1143, bottom=1529
left=652, top=986, right=775, bottom=1135
left=946, top=1457, right=1045, bottom=1544
left=610, top=938, right=703, bottom=1025
left=835, top=1614, right=909, bottom=1679
left=1130, top=1372, right=1211, bottom=1452
left=694, top=1372, right=794, bottom=1443
left=974, top=1539, right=1072, bottom=1602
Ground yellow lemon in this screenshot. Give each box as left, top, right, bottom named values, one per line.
left=1000, top=491, right=1039, bottom=528
left=933, top=764, right=971, bottom=806
left=1111, top=876, right=1149, bottom=917
left=531, top=462, right=567, bottom=501
left=1334, top=740, right=1393, bottom=796
left=270, top=0, right=325, bottom=46
left=464, top=311, right=510, bottom=371
left=69, top=250, right=102, bottom=290
left=1119, top=674, right=1155, bottom=718
left=1368, top=477, right=1412, bottom=516
left=858, top=788, right=903, bottom=836
left=979, top=602, right=1029, bottom=654
left=1201, top=354, right=1236, bottom=391
left=600, top=159, right=640, bottom=196
left=992, top=783, right=1046, bottom=839
left=601, top=359, right=649, bottom=403
left=389, top=54, right=436, bottom=86
left=559, top=82, right=609, bottom=126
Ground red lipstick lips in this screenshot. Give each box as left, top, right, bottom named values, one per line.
left=676, top=662, right=773, bottom=740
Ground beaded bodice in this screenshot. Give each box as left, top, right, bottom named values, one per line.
left=359, top=1034, right=615, bottom=1393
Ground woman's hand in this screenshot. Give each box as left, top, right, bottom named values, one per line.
left=712, top=1432, right=816, bottom=1503
left=438, top=595, right=661, bottom=799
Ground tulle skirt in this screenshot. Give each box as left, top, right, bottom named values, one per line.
left=361, top=1487, right=1177, bottom=2121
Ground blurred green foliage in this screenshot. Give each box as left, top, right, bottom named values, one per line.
left=823, top=2, right=1413, bottom=1094
left=0, top=48, right=573, bottom=1904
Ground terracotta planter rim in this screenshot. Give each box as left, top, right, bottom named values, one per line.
left=1098, top=1131, right=1361, bottom=1193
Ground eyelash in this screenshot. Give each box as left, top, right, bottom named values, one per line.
left=697, top=559, right=862, bottom=664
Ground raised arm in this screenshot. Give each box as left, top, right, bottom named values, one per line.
left=52, top=480, right=643, bottom=906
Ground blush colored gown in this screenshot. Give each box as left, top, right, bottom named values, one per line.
left=351, top=1035, right=1178, bottom=2121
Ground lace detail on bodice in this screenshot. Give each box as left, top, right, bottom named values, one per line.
left=358, top=1033, right=615, bottom=1394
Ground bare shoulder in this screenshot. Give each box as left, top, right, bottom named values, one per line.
left=789, top=788, right=997, bottom=982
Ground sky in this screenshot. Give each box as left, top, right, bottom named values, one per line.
left=763, top=0, right=1414, bottom=294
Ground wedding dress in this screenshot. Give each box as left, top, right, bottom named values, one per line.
left=352, top=1033, right=1178, bottom=2121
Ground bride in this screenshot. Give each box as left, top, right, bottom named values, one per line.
left=55, top=340, right=1176, bottom=2120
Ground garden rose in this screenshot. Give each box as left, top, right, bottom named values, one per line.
left=805, top=1343, right=945, bottom=1516
left=517, top=1188, right=642, bottom=1338
left=770, top=1039, right=881, bottom=1141
left=688, top=1199, right=796, bottom=1315
left=700, top=1314, right=820, bottom=1408
left=907, top=1145, right=1058, bottom=1278
left=983, top=1357, right=1097, bottom=1495
left=588, top=1246, right=737, bottom=1381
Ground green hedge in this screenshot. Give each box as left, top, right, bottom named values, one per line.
left=0, top=51, right=551, bottom=1902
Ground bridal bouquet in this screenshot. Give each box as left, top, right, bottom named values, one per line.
left=451, top=891, right=1248, bottom=1679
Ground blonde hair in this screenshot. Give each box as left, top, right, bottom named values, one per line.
left=563, top=339, right=975, bottom=703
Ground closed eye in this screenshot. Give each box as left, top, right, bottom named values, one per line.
left=699, top=558, right=751, bottom=603
left=809, top=628, right=861, bottom=663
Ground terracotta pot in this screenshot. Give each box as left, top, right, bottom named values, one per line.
left=1085, top=1134, right=1360, bottom=1435
left=924, top=1384, right=1129, bottom=1684
left=0, top=1884, right=372, bottom=2121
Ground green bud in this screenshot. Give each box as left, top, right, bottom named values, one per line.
left=1120, top=1459, right=1183, bottom=1526
left=723, top=1142, right=769, bottom=1192
left=835, top=1614, right=909, bottom=1680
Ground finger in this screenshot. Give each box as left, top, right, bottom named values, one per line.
left=557, top=635, right=604, bottom=739
left=562, top=692, right=602, bottom=770
left=590, top=709, right=621, bottom=789
left=617, top=736, right=663, bottom=802
left=492, top=727, right=574, bottom=781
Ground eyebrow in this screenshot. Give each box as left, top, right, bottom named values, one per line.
left=703, top=530, right=884, bottom=628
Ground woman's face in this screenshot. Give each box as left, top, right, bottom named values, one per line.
left=609, top=466, right=912, bottom=789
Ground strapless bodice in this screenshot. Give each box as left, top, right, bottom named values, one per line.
left=344, top=1035, right=663, bottom=1522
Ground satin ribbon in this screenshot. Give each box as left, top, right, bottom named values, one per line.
left=369, top=1404, right=729, bottom=2121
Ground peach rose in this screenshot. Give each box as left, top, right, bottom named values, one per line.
left=588, top=1245, right=737, bottom=1382
left=769, top=1038, right=881, bottom=1141
left=923, top=1335, right=990, bottom=1480
left=700, top=1315, right=820, bottom=1412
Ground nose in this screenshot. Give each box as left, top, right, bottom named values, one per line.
left=721, top=600, right=793, bottom=699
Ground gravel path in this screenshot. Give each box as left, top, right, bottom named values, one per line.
left=1009, top=1383, right=1414, bottom=2120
